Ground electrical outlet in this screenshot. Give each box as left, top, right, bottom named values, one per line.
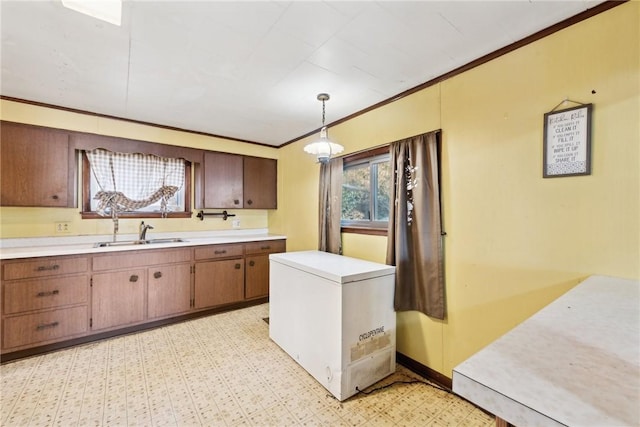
left=55, top=222, right=71, bottom=233
left=232, top=219, right=241, bottom=228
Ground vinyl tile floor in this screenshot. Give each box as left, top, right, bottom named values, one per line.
left=1, top=303, right=494, bottom=426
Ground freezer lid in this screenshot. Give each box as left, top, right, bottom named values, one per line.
left=269, top=250, right=395, bottom=284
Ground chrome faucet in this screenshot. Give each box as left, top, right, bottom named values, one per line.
left=139, top=221, right=154, bottom=241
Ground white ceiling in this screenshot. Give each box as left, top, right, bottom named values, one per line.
left=1, top=1, right=604, bottom=147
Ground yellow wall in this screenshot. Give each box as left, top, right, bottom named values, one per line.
left=0, top=100, right=278, bottom=238
left=275, top=3, right=639, bottom=377
left=1, top=3, right=638, bottom=379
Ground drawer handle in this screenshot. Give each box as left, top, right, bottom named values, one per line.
left=260, top=245, right=271, bottom=250
left=154, top=271, right=162, bottom=279
left=36, top=321, right=59, bottom=331
left=130, top=275, right=139, bottom=282
left=235, top=263, right=241, bottom=270
left=249, top=260, right=255, bottom=267
left=36, top=265, right=60, bottom=272
left=214, top=250, right=227, bottom=255
left=36, top=290, right=60, bottom=297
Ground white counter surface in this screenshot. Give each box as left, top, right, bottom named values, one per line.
left=452, top=275, right=640, bottom=427
left=0, top=229, right=286, bottom=260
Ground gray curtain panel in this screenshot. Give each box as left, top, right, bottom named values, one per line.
left=318, top=157, right=343, bottom=254
left=386, top=130, right=445, bottom=320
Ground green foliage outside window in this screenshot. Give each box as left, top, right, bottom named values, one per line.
left=342, top=154, right=390, bottom=227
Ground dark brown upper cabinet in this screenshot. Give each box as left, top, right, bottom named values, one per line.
left=202, top=152, right=276, bottom=209
left=1, top=121, right=77, bottom=207
left=243, top=155, right=277, bottom=209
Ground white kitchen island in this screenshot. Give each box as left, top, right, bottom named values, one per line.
left=453, top=275, right=640, bottom=426
left=269, top=251, right=396, bottom=401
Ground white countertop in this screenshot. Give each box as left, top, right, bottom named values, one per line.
left=452, top=275, right=640, bottom=427
left=269, top=250, right=395, bottom=284
left=0, top=229, right=286, bottom=260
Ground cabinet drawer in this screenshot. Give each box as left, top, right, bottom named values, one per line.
left=194, top=244, right=244, bottom=260
left=93, top=248, right=191, bottom=271
left=3, top=275, right=88, bottom=315
left=2, top=305, right=88, bottom=350
left=3, top=257, right=88, bottom=281
left=244, top=240, right=286, bottom=255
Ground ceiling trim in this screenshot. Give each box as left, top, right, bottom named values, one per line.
left=1, top=0, right=625, bottom=150
left=282, top=0, right=627, bottom=147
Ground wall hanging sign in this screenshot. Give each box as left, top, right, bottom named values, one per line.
left=543, top=103, right=592, bottom=178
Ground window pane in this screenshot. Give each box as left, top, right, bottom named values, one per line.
left=342, top=164, right=371, bottom=220
left=374, top=161, right=391, bottom=221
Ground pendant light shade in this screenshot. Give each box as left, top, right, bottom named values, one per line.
left=304, top=93, right=344, bottom=163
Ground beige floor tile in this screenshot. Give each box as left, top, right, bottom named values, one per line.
left=1, top=304, right=494, bottom=427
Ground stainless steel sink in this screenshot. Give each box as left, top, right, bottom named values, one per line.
left=94, top=238, right=186, bottom=248
left=145, top=238, right=186, bottom=244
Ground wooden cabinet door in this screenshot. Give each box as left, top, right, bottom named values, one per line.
left=245, top=254, right=270, bottom=299
left=194, top=259, right=244, bottom=309
left=203, top=151, right=243, bottom=208
left=147, top=263, right=191, bottom=319
left=91, top=269, right=146, bottom=331
left=244, top=239, right=285, bottom=300
left=0, top=121, right=74, bottom=207
left=243, top=156, right=277, bottom=209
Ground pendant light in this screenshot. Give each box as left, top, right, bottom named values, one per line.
left=304, top=93, right=344, bottom=163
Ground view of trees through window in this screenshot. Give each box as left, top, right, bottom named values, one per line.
left=342, top=154, right=391, bottom=227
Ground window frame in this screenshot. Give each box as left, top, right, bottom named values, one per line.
left=81, top=151, right=192, bottom=219
left=341, top=145, right=390, bottom=236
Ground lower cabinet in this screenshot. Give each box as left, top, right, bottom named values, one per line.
left=91, top=248, right=192, bottom=332
left=1, top=255, right=89, bottom=352
left=91, top=268, right=146, bottom=331
left=147, top=263, right=191, bottom=319
left=245, top=240, right=286, bottom=299
left=3, top=306, right=88, bottom=350
left=245, top=255, right=269, bottom=299
left=194, top=258, right=244, bottom=309
left=1, top=239, right=285, bottom=356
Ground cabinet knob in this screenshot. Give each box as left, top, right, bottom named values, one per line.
left=235, top=263, right=241, bottom=270
left=52, top=195, right=59, bottom=200
left=249, top=260, right=255, bottom=267
left=129, top=274, right=139, bottom=282
left=234, top=199, right=240, bottom=205
left=247, top=199, right=253, bottom=205
left=154, top=271, right=162, bottom=279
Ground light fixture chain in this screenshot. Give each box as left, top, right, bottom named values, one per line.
left=304, top=92, right=343, bottom=163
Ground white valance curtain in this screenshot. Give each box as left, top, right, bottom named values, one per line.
left=86, top=149, right=184, bottom=218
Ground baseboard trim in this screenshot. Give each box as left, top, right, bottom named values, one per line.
left=396, top=352, right=452, bottom=390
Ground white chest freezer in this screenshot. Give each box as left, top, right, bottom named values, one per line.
left=269, top=250, right=396, bottom=401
